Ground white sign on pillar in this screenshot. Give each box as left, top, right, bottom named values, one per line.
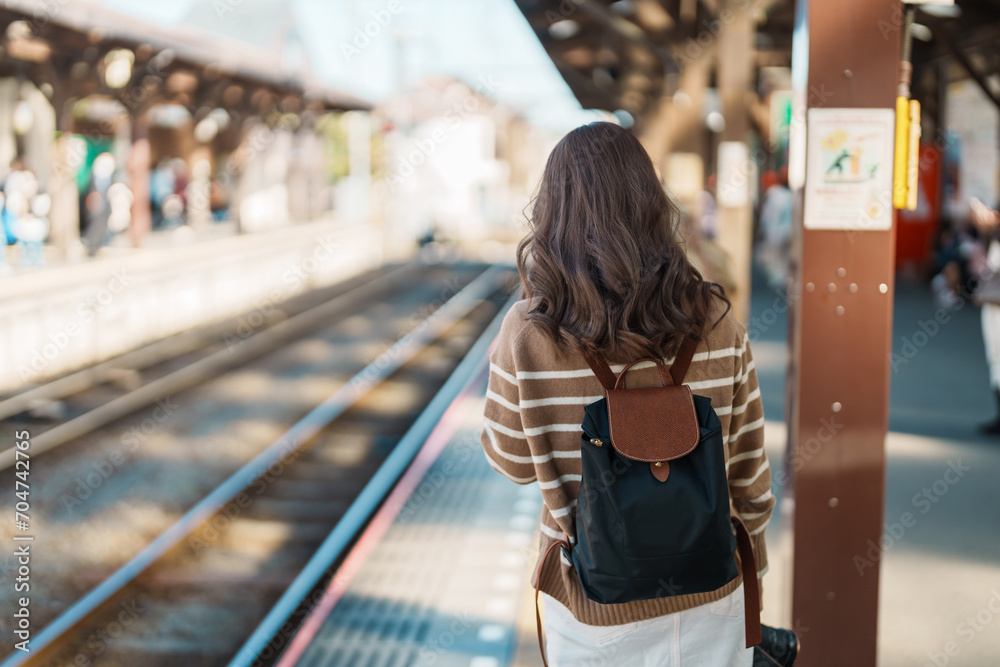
left=717, top=141, right=750, bottom=207
left=803, top=108, right=895, bottom=231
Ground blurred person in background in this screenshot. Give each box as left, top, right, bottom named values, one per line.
left=210, top=178, right=228, bottom=221
left=971, top=197, right=1000, bottom=434
left=2, top=159, right=43, bottom=268
left=697, top=174, right=717, bottom=240
left=83, top=152, right=115, bottom=257
left=160, top=194, right=186, bottom=229
left=172, top=157, right=189, bottom=213
left=930, top=217, right=981, bottom=308
left=5, top=156, right=37, bottom=202
left=697, top=174, right=718, bottom=240
left=3, top=157, right=38, bottom=240
left=106, top=182, right=133, bottom=237
left=5, top=190, right=28, bottom=264
left=756, top=167, right=793, bottom=290
left=0, top=192, right=12, bottom=273
left=482, top=122, right=772, bottom=666
left=17, top=192, right=50, bottom=267
left=150, top=158, right=176, bottom=229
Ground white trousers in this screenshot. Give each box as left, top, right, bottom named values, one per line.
left=540, top=585, right=752, bottom=667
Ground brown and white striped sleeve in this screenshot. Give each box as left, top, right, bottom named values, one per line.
left=480, top=318, right=537, bottom=485
left=725, top=322, right=774, bottom=577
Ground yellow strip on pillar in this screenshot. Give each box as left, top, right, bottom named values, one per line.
left=893, top=96, right=909, bottom=209
left=906, top=99, right=921, bottom=211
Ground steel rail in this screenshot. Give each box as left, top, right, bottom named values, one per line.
left=0, top=264, right=421, bottom=471
left=0, top=264, right=508, bottom=667
left=227, top=293, right=514, bottom=667
left=0, top=267, right=393, bottom=422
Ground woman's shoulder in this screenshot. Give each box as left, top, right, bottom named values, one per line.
left=497, top=299, right=575, bottom=365
left=701, top=293, right=746, bottom=347
left=495, top=299, right=537, bottom=355
left=498, top=298, right=532, bottom=338
left=500, top=298, right=551, bottom=344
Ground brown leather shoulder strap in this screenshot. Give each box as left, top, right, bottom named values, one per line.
left=582, top=351, right=616, bottom=391
left=670, top=336, right=699, bottom=385
left=586, top=337, right=698, bottom=390
left=732, top=516, right=763, bottom=648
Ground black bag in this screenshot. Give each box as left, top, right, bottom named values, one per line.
left=574, top=354, right=741, bottom=604
left=754, top=625, right=801, bottom=666
left=534, top=337, right=762, bottom=666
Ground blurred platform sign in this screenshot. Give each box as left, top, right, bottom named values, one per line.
left=664, top=152, right=705, bottom=207
left=717, top=141, right=751, bottom=208
left=769, top=88, right=793, bottom=165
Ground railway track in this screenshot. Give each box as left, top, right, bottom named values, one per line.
left=0, top=263, right=513, bottom=667
left=0, top=263, right=425, bottom=469
left=1, top=262, right=489, bottom=638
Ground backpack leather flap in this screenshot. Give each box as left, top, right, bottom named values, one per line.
left=605, top=384, right=700, bottom=464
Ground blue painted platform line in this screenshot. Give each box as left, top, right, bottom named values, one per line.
left=282, top=393, right=543, bottom=667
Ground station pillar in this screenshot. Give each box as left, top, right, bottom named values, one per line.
left=129, top=116, right=153, bottom=248
left=49, top=107, right=81, bottom=261
left=715, top=0, right=754, bottom=323
left=786, top=0, right=901, bottom=665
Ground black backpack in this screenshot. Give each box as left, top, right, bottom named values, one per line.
left=534, top=336, right=761, bottom=663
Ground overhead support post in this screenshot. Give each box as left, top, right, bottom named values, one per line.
left=49, top=103, right=81, bottom=261
left=715, top=0, right=755, bottom=322
left=640, top=46, right=714, bottom=172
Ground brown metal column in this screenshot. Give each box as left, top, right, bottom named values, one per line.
left=787, top=1, right=900, bottom=665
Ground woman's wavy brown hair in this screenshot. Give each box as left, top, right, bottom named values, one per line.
left=516, top=121, right=729, bottom=362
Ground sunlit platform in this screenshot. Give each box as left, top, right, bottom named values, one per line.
left=276, top=271, right=1000, bottom=666
left=0, top=219, right=382, bottom=394
left=278, top=393, right=543, bottom=667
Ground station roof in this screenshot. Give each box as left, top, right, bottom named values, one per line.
left=511, top=0, right=793, bottom=120
left=0, top=0, right=370, bottom=113
left=910, top=0, right=1000, bottom=112
left=513, top=0, right=1000, bottom=123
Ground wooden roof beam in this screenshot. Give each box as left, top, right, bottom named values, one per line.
left=550, top=54, right=621, bottom=109
left=926, top=17, right=1000, bottom=111
left=571, top=0, right=680, bottom=72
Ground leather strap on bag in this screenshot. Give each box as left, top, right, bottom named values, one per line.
left=535, top=539, right=570, bottom=667
left=670, top=336, right=698, bottom=385
left=582, top=351, right=616, bottom=391
left=583, top=336, right=699, bottom=390
left=732, top=516, right=763, bottom=647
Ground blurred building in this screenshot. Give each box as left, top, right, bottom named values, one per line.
left=0, top=0, right=368, bottom=262
left=376, top=75, right=551, bottom=257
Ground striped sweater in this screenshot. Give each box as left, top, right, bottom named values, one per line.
left=480, top=296, right=774, bottom=626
